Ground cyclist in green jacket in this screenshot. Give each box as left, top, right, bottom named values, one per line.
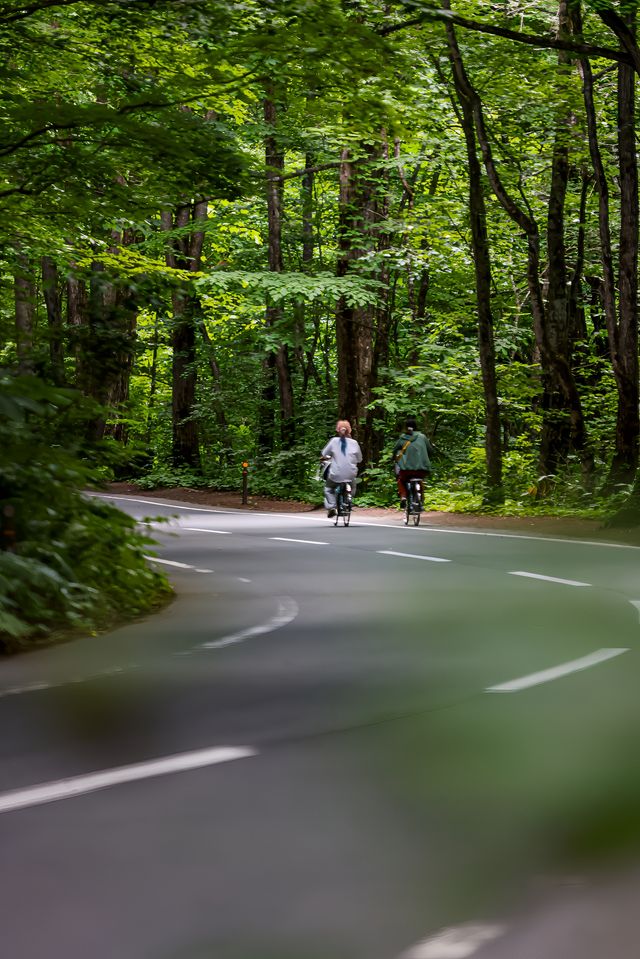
left=393, top=416, right=433, bottom=508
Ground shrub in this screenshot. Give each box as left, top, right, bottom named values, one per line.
left=0, top=375, right=171, bottom=653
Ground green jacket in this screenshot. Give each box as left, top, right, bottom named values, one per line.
left=393, top=431, right=433, bottom=471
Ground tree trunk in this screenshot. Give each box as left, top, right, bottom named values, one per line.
left=145, top=312, right=160, bottom=446
left=363, top=134, right=395, bottom=466
left=67, top=272, right=88, bottom=386
left=446, top=25, right=503, bottom=501
left=262, top=88, right=295, bottom=452
left=163, top=201, right=207, bottom=470
left=171, top=288, right=200, bottom=468
left=443, top=0, right=590, bottom=487
left=612, top=29, right=639, bottom=484
left=14, top=252, right=35, bottom=375
left=73, top=233, right=139, bottom=442
left=42, top=256, right=65, bottom=385
left=102, top=229, right=138, bottom=444
left=335, top=146, right=378, bottom=457
left=578, top=1, right=639, bottom=491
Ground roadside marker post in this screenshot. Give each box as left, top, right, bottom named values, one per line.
left=242, top=462, right=249, bottom=505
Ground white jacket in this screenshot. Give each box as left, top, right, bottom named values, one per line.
left=321, top=436, right=362, bottom=482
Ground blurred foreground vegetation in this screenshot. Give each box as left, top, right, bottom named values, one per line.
left=0, top=377, right=171, bottom=654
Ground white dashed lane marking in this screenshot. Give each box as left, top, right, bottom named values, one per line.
left=378, top=550, right=451, bottom=563
left=269, top=537, right=330, bottom=546
left=508, top=570, right=590, bottom=587
left=201, top=597, right=299, bottom=650
left=0, top=746, right=256, bottom=816
left=486, top=647, right=629, bottom=693
left=399, top=922, right=506, bottom=958
left=182, top=527, right=232, bottom=534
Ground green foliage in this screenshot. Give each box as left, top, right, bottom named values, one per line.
left=1, top=0, right=638, bottom=541
left=135, top=466, right=207, bottom=490
left=0, top=376, right=171, bottom=654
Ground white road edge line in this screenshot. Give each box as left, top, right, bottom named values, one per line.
left=630, top=600, right=640, bottom=622
left=399, top=922, right=506, bottom=958
left=100, top=493, right=640, bottom=550
left=486, top=647, right=629, bottom=693
left=509, top=570, right=591, bottom=587
left=269, top=537, right=330, bottom=546
left=144, top=556, right=195, bottom=570
left=201, top=597, right=299, bottom=649
left=142, top=555, right=213, bottom=574
left=378, top=550, right=451, bottom=563
left=0, top=746, right=256, bottom=816
left=95, top=493, right=233, bottom=514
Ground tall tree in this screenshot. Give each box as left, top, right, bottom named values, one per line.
left=576, top=1, right=639, bottom=488
left=261, top=85, right=295, bottom=452
left=163, top=201, right=207, bottom=470
left=441, top=0, right=591, bottom=484
left=445, top=23, right=503, bottom=500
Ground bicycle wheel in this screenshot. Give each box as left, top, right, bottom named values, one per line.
left=334, top=487, right=341, bottom=525
left=412, top=483, right=422, bottom=525
left=404, top=494, right=411, bottom=526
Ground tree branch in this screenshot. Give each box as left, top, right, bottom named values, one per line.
left=271, top=160, right=345, bottom=182
left=380, top=6, right=630, bottom=67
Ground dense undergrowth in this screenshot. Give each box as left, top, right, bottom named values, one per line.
left=0, top=376, right=171, bottom=655
left=127, top=451, right=629, bottom=522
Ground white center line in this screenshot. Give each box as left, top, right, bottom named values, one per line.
left=399, top=922, right=506, bottom=958
left=201, top=597, right=299, bottom=649
left=0, top=746, right=256, bottom=816
left=182, top=527, right=232, bottom=534
left=509, top=570, right=591, bottom=587
left=486, top=647, right=629, bottom=693
left=378, top=550, right=451, bottom=563
left=269, top=537, right=329, bottom=546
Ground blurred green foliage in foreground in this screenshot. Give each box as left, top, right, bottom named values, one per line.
left=0, top=376, right=171, bottom=654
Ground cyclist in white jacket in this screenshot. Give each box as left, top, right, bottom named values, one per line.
left=320, top=420, right=362, bottom=517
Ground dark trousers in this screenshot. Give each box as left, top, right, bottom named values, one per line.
left=397, top=469, right=428, bottom=499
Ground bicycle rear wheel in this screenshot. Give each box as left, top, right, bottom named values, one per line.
left=414, top=483, right=424, bottom=525
left=334, top=486, right=342, bottom=525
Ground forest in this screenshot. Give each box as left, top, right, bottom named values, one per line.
left=2, top=0, right=640, bottom=648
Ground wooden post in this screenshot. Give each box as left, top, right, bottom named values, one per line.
left=242, top=462, right=249, bottom=505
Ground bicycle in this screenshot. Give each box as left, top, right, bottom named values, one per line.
left=333, top=481, right=352, bottom=527
left=404, top=477, right=423, bottom=526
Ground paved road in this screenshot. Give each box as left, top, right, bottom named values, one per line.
left=1, top=496, right=640, bottom=959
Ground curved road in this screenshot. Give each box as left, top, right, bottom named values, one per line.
left=1, top=495, right=640, bottom=958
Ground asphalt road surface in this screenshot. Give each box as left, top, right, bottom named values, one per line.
left=2, top=495, right=640, bottom=959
